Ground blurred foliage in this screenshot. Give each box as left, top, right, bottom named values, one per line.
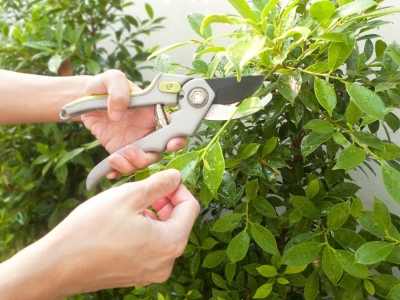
left=0, top=0, right=164, bottom=299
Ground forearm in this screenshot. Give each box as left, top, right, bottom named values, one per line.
left=0, top=70, right=91, bottom=125
left=0, top=239, right=69, bottom=300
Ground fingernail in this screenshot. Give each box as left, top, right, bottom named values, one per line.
left=109, top=110, right=125, bottom=121
left=110, top=157, right=121, bottom=167
left=124, top=147, right=136, bottom=159
left=165, top=169, right=181, bottom=184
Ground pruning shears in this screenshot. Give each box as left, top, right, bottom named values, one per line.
left=60, top=73, right=269, bottom=190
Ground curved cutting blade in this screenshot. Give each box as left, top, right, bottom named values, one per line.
left=205, top=75, right=264, bottom=105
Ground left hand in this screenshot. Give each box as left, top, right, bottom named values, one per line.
left=81, top=70, right=186, bottom=179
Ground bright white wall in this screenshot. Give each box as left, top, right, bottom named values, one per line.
left=130, top=0, right=400, bottom=213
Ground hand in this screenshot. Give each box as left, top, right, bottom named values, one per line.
left=81, top=70, right=186, bottom=178
left=0, top=170, right=200, bottom=299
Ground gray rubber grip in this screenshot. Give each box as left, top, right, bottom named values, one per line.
left=86, top=78, right=215, bottom=190
left=60, top=73, right=190, bottom=120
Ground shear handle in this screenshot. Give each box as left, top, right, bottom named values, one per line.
left=86, top=78, right=216, bottom=190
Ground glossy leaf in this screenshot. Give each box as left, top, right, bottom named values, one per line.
left=301, top=132, right=334, bottom=157
left=355, top=241, right=395, bottom=265
left=335, top=250, right=371, bottom=278
left=328, top=39, right=354, bottom=72
left=346, top=100, right=363, bottom=127
left=253, top=283, right=273, bottom=299
left=262, top=137, right=278, bottom=157
left=381, top=164, right=400, bottom=205
left=333, top=144, right=365, bottom=172
left=202, top=250, right=227, bottom=268
left=304, top=119, right=334, bottom=133
left=250, top=223, right=279, bottom=255
left=281, top=242, right=323, bottom=266
left=309, top=1, right=335, bottom=23
left=245, top=179, right=259, bottom=200
left=373, top=197, right=391, bottom=232
left=387, top=284, right=400, bottom=300
left=327, top=202, right=350, bottom=231
left=304, top=270, right=319, bottom=300
left=332, top=228, right=366, bottom=253
left=203, top=142, right=224, bottom=197
left=346, top=82, right=387, bottom=121
left=330, top=1, right=376, bottom=19
left=253, top=196, right=278, bottom=218
left=211, top=213, right=243, bottom=232
left=257, top=265, right=278, bottom=277
left=291, top=194, right=319, bottom=220
left=314, top=78, right=336, bottom=116
left=227, top=230, right=250, bottom=263
left=166, top=152, right=200, bottom=183
left=226, top=35, right=266, bottom=81
left=322, top=246, right=343, bottom=284
left=278, top=71, right=302, bottom=106
left=187, top=13, right=212, bottom=39
left=353, top=132, right=385, bottom=151
left=227, top=0, right=258, bottom=22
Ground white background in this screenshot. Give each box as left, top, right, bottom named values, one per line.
left=128, top=0, right=400, bottom=214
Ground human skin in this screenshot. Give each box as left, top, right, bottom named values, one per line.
left=0, top=169, right=200, bottom=299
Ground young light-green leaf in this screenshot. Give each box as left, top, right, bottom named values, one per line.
left=187, top=13, right=212, bottom=39
left=333, top=144, right=365, bottom=172
left=226, top=35, right=266, bottom=81
left=203, top=142, right=225, bottom=197
left=227, top=230, right=250, bottom=263
left=257, top=265, right=278, bottom=277
left=381, top=164, right=400, bottom=205
left=253, top=283, right=273, bottom=299
left=228, top=0, right=259, bottom=22
left=355, top=241, right=395, bottom=265
left=330, top=0, right=376, bottom=19
left=309, top=1, right=335, bottom=23
left=314, top=78, right=337, bottom=116
left=166, top=152, right=200, bottom=183
left=346, top=82, right=387, bottom=121
left=328, top=40, right=355, bottom=72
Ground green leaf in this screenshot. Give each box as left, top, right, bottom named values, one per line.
left=304, top=271, right=319, bottom=300
left=346, top=100, right=363, bottom=127
left=145, top=3, right=154, bottom=18
left=322, top=246, right=343, bottom=284
left=212, top=272, right=227, bottom=289
left=48, top=55, right=62, bottom=74
left=353, top=132, right=385, bottom=151
left=299, top=90, right=319, bottom=111
left=207, top=53, right=222, bottom=78
left=55, top=164, right=68, bottom=184
left=373, top=197, right=391, bottom=232
left=187, top=13, right=212, bottom=39
left=226, top=35, right=266, bottom=81
left=277, top=71, right=302, bottom=106
left=240, top=143, right=260, bottom=159
left=275, top=27, right=311, bottom=41
left=201, top=237, right=218, bottom=250
left=253, top=196, right=277, bottom=218
left=346, top=82, right=387, bottom=121
left=244, top=180, right=258, bottom=202
left=309, top=1, right=335, bottom=24
left=166, top=152, right=199, bottom=183
left=202, top=250, right=227, bottom=268
left=306, top=178, right=319, bottom=199
left=301, top=132, right=334, bottom=157
left=87, top=60, right=101, bottom=75
left=203, top=142, right=225, bottom=197
left=291, top=194, right=319, bottom=220
left=284, top=264, right=307, bottom=274
left=257, top=265, right=278, bottom=277
left=200, top=184, right=213, bottom=207
left=332, top=228, right=366, bottom=252
left=314, top=33, right=348, bottom=43
left=192, top=59, right=209, bottom=74
left=261, top=0, right=279, bottom=19
left=372, top=275, right=400, bottom=298
left=355, top=241, right=395, bottom=265
left=387, top=284, right=400, bottom=300
left=328, top=39, right=355, bottom=72
left=314, top=78, right=337, bottom=116
left=201, top=14, right=242, bottom=33
left=333, top=132, right=348, bottom=145
left=329, top=182, right=360, bottom=197
left=330, top=1, right=376, bottom=19
left=327, top=202, right=350, bottom=231
left=375, top=82, right=397, bottom=93
left=227, top=230, right=250, bottom=263
left=253, top=283, right=273, bottom=299
left=335, top=250, right=371, bottom=278
left=375, top=143, right=400, bottom=161
left=225, top=262, right=236, bottom=284
left=147, top=42, right=192, bottom=61
left=281, top=242, right=323, bottom=266
left=190, top=251, right=200, bottom=277
left=55, top=148, right=84, bottom=170
left=211, top=213, right=243, bottom=232
left=304, top=119, right=334, bottom=133
left=333, top=144, right=365, bottom=172
left=364, top=279, right=375, bottom=296
left=250, top=223, right=279, bottom=255
left=235, top=97, right=264, bottom=115
left=262, top=137, right=278, bottom=157
left=381, top=164, right=400, bottom=206
left=55, top=19, right=63, bottom=47
left=305, top=62, right=330, bottom=74
left=227, top=0, right=259, bottom=22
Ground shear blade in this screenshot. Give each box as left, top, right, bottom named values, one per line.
left=204, top=93, right=272, bottom=120
left=205, top=75, right=264, bottom=105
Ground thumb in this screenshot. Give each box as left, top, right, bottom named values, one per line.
left=128, top=169, right=181, bottom=211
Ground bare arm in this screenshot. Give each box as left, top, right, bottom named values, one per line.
left=0, top=69, right=91, bottom=125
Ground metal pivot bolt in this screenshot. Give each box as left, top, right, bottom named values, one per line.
left=188, top=87, right=209, bottom=108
